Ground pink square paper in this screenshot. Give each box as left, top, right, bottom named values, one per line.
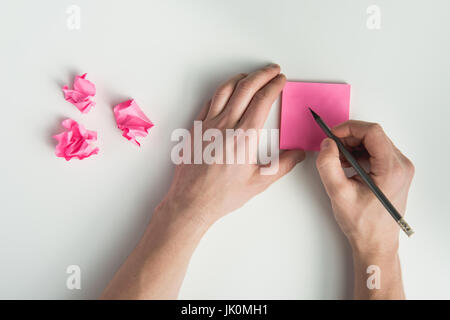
left=280, top=81, right=351, bottom=151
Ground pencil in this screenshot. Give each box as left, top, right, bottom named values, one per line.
left=309, top=108, right=414, bottom=237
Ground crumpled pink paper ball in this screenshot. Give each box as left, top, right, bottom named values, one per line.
left=62, top=73, right=96, bottom=113
left=53, top=119, right=99, bottom=161
left=113, top=99, right=154, bottom=146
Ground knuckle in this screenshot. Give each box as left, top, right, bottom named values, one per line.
left=238, top=118, right=254, bottom=130
left=217, top=117, right=230, bottom=128
left=391, top=161, right=404, bottom=176
left=215, top=83, right=231, bottom=97
left=253, top=89, right=269, bottom=102
left=404, top=158, right=415, bottom=177
left=368, top=123, right=384, bottom=135
left=260, top=66, right=273, bottom=75
left=211, top=114, right=229, bottom=128
left=237, top=78, right=254, bottom=92
left=315, top=154, right=330, bottom=170
left=390, top=161, right=410, bottom=182
left=315, top=154, right=325, bottom=169
left=215, top=73, right=246, bottom=97
left=390, top=155, right=415, bottom=180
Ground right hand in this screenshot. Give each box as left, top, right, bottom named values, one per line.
left=316, top=120, right=415, bottom=254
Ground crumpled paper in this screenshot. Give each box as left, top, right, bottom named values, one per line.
left=62, top=73, right=96, bottom=113
left=113, top=99, right=154, bottom=146
left=53, top=119, right=99, bottom=160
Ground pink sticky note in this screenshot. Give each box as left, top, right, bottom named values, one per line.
left=62, top=73, right=96, bottom=113
left=280, top=81, right=351, bottom=151
left=113, top=99, right=154, bottom=146
left=53, top=119, right=99, bottom=161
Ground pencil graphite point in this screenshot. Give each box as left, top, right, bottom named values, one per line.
left=308, top=107, right=319, bottom=120
left=310, top=109, right=415, bottom=238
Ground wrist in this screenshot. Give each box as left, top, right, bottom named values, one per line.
left=133, top=200, right=211, bottom=264
left=154, top=198, right=215, bottom=231
left=346, top=226, right=400, bottom=257
left=144, top=198, right=213, bottom=246
left=351, top=240, right=399, bottom=262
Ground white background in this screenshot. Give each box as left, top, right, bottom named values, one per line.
left=1, top=0, right=449, bottom=299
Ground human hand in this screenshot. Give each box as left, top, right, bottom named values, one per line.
left=316, top=121, right=414, bottom=254
left=158, top=64, right=305, bottom=228
left=102, top=64, right=307, bottom=300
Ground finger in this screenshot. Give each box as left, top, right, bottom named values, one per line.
left=207, top=73, right=247, bottom=120
left=339, top=147, right=369, bottom=162
left=341, top=136, right=361, bottom=148
left=195, top=99, right=211, bottom=121
left=222, top=64, right=281, bottom=126
left=316, top=138, right=351, bottom=197
left=239, top=74, right=286, bottom=129
left=256, top=149, right=305, bottom=185
left=332, top=121, right=393, bottom=159
left=340, top=153, right=370, bottom=168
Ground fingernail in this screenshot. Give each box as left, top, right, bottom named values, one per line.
left=320, top=139, right=330, bottom=150
left=268, top=63, right=280, bottom=68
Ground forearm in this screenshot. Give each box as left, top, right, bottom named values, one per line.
left=100, top=203, right=209, bottom=299
left=352, top=244, right=404, bottom=300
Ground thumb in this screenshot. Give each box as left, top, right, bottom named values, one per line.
left=258, top=149, right=306, bottom=184
left=316, top=138, right=350, bottom=197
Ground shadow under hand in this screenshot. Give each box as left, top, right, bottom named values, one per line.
left=84, top=162, right=174, bottom=299
left=297, top=152, right=354, bottom=299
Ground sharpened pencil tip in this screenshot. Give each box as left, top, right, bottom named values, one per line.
left=308, top=107, right=320, bottom=120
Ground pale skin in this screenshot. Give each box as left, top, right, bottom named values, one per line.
left=101, top=65, right=414, bottom=300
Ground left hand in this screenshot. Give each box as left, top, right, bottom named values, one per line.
left=101, top=64, right=306, bottom=299
left=158, top=64, right=305, bottom=227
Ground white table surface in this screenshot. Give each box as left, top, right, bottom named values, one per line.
left=1, top=0, right=449, bottom=299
